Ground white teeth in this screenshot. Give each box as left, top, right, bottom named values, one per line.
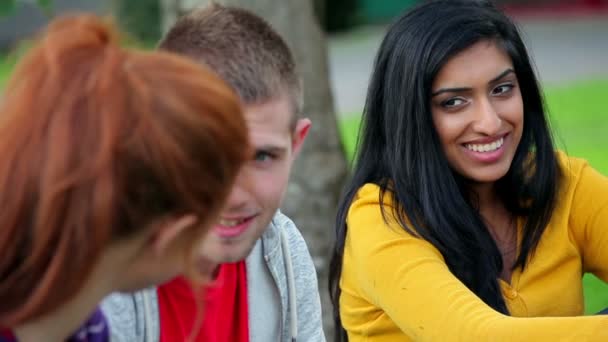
left=219, top=218, right=244, bottom=227
left=465, top=137, right=504, bottom=153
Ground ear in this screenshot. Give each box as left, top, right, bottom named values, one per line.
left=291, top=118, right=311, bottom=159
left=152, top=214, right=198, bottom=256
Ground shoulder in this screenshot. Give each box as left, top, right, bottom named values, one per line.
left=555, top=150, right=606, bottom=199
left=269, top=211, right=316, bottom=270
left=100, top=288, right=158, bottom=342
left=267, top=210, right=319, bottom=294
left=271, top=211, right=304, bottom=242
left=345, top=183, right=443, bottom=267
left=269, top=212, right=326, bottom=341
left=100, top=292, right=139, bottom=341
left=270, top=210, right=299, bottom=235
left=556, top=150, right=589, bottom=181
left=554, top=149, right=608, bottom=221
left=349, top=183, right=384, bottom=211
left=100, top=291, right=138, bottom=321
left=347, top=183, right=413, bottom=240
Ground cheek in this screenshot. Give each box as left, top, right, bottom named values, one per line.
left=501, top=92, right=524, bottom=125
left=253, top=165, right=291, bottom=206
left=432, top=114, right=464, bottom=148
left=432, top=113, right=447, bottom=144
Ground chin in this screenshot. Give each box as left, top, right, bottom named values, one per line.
left=466, top=160, right=512, bottom=182
left=469, top=170, right=510, bottom=183
left=218, top=252, right=248, bottom=264
left=215, top=244, right=251, bottom=263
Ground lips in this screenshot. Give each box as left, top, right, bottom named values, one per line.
left=218, top=218, right=247, bottom=227
left=462, top=133, right=509, bottom=163
left=465, top=136, right=504, bottom=153
left=214, top=215, right=256, bottom=238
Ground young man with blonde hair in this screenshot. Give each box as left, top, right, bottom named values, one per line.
left=102, top=4, right=325, bottom=342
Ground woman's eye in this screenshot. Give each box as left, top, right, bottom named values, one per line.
left=441, top=97, right=467, bottom=108
left=492, top=84, right=514, bottom=95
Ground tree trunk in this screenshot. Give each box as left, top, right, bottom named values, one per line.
left=162, top=0, right=347, bottom=337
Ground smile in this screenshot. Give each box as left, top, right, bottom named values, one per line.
left=465, top=137, right=504, bottom=153
left=218, top=217, right=249, bottom=227
left=215, top=215, right=256, bottom=239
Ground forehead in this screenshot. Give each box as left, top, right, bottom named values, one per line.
left=244, top=96, right=294, bottom=147
left=433, top=40, right=514, bottom=87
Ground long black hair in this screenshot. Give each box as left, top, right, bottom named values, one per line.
left=329, top=0, right=561, bottom=340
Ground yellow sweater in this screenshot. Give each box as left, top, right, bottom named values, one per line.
left=340, top=154, right=608, bottom=341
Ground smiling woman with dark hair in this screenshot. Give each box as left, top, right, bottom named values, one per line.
left=329, top=0, right=608, bottom=340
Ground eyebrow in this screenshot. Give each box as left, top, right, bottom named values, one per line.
left=431, top=68, right=515, bottom=97
left=254, top=145, right=288, bottom=155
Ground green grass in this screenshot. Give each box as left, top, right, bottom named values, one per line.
left=338, top=79, right=608, bottom=314
left=0, top=51, right=18, bottom=89
left=547, top=80, right=608, bottom=315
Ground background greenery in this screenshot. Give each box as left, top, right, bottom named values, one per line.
left=113, top=0, right=162, bottom=43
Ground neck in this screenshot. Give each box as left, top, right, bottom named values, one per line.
left=469, top=182, right=498, bottom=210
left=469, top=181, right=508, bottom=223
left=13, top=241, right=137, bottom=342
left=470, top=182, right=515, bottom=241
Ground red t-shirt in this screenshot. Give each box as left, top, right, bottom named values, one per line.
left=158, top=261, right=249, bottom=342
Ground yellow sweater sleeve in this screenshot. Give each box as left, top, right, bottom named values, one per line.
left=567, top=158, right=608, bottom=282
left=344, top=184, right=608, bottom=341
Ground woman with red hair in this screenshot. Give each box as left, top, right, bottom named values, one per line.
left=0, top=13, right=248, bottom=341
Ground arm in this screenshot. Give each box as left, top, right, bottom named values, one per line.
left=281, top=214, right=327, bottom=342
left=569, top=160, right=608, bottom=282
left=345, top=188, right=608, bottom=341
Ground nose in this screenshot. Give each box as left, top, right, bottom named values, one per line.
left=222, top=170, right=253, bottom=211
left=472, top=97, right=502, bottom=136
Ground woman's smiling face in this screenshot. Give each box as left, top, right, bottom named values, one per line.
left=431, top=40, right=524, bottom=184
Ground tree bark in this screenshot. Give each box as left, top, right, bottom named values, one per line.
left=162, top=0, right=347, bottom=337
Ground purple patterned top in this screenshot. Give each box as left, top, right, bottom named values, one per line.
left=0, top=307, right=109, bottom=342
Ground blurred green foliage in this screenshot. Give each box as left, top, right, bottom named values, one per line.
left=0, top=0, right=53, bottom=16
left=113, top=0, right=162, bottom=44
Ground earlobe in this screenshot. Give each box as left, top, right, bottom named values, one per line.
left=152, top=214, right=198, bottom=256
left=292, top=118, right=311, bottom=158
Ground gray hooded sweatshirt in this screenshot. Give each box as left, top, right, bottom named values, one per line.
left=100, top=211, right=326, bottom=342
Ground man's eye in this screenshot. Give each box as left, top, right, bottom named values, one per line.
left=254, top=151, right=274, bottom=162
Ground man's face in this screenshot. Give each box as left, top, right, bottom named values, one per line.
left=200, top=95, right=310, bottom=263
